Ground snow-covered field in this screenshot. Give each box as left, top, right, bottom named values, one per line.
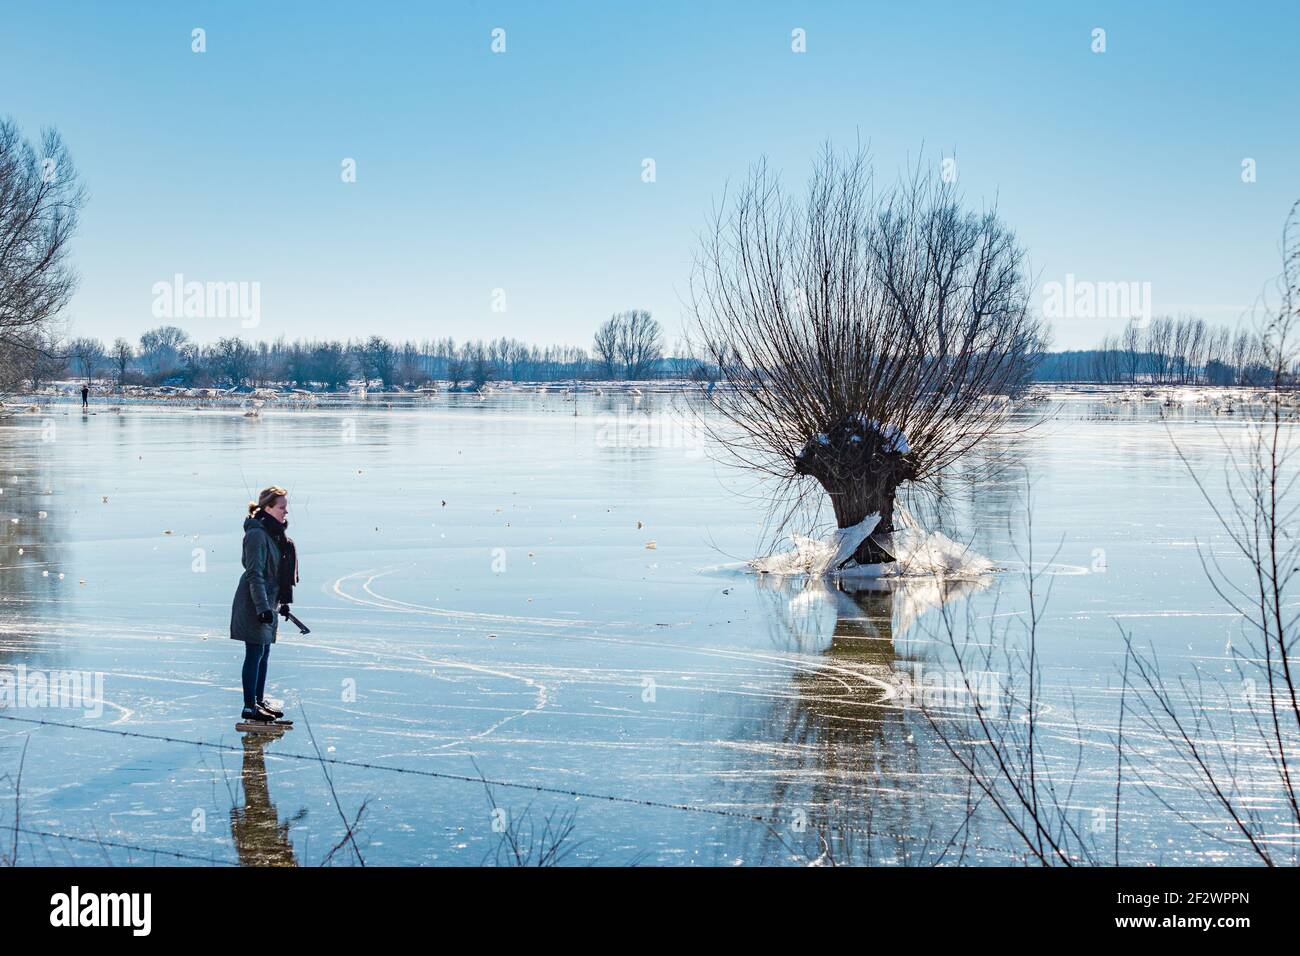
left=0, top=388, right=1289, bottom=864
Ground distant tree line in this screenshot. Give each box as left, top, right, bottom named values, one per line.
left=23, top=312, right=671, bottom=391
left=1033, top=316, right=1276, bottom=385
left=0, top=116, right=678, bottom=394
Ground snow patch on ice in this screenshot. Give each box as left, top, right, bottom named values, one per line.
left=751, top=514, right=879, bottom=576
left=751, top=506, right=993, bottom=579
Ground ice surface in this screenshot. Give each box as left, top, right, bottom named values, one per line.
left=0, top=389, right=1277, bottom=865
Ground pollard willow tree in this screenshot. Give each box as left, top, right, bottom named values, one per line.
left=691, top=147, right=1045, bottom=565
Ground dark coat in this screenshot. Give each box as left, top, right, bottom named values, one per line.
left=230, top=516, right=281, bottom=645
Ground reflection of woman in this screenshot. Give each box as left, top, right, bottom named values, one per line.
left=231, top=733, right=298, bottom=867
left=229, top=486, right=298, bottom=724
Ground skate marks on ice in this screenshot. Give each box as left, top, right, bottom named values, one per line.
left=323, top=566, right=951, bottom=859
left=0, top=565, right=982, bottom=866
left=0, top=616, right=224, bottom=726
left=322, top=567, right=911, bottom=777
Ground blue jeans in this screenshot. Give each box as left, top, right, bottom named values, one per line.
left=241, top=642, right=271, bottom=710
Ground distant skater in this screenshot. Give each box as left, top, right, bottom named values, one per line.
left=231, top=486, right=300, bottom=725
left=80, top=383, right=88, bottom=409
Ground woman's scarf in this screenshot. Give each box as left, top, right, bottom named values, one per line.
left=256, top=511, right=299, bottom=605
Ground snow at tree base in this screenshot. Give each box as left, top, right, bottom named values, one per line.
left=750, top=506, right=995, bottom=578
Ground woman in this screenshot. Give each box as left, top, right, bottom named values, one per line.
left=231, top=486, right=299, bottom=724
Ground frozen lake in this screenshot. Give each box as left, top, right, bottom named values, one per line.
left=0, top=389, right=1290, bottom=865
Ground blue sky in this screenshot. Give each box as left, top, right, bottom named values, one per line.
left=3, top=1, right=1297, bottom=350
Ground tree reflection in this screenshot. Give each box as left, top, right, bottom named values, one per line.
left=0, top=423, right=70, bottom=663
left=727, top=573, right=992, bottom=864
